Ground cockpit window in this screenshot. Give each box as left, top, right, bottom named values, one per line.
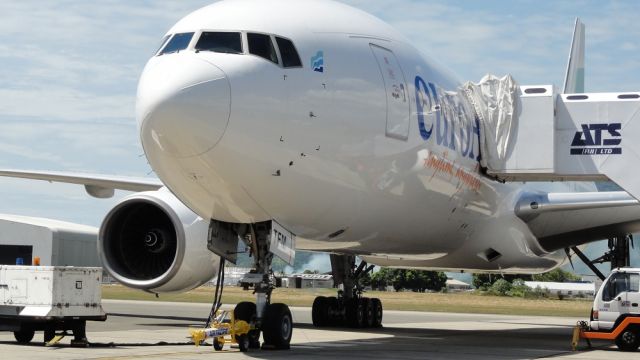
left=247, top=33, right=278, bottom=64
left=155, top=35, right=171, bottom=55
left=196, top=32, right=243, bottom=54
left=158, top=32, right=194, bottom=55
left=276, top=37, right=302, bottom=68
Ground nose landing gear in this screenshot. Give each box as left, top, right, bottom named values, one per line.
left=312, top=254, right=383, bottom=328
left=202, top=220, right=293, bottom=351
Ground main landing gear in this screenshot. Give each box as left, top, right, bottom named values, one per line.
left=568, top=234, right=635, bottom=281
left=206, top=221, right=292, bottom=351
left=312, top=254, right=383, bottom=328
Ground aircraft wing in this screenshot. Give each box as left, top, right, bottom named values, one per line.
left=0, top=169, right=163, bottom=198
left=516, top=191, right=640, bottom=251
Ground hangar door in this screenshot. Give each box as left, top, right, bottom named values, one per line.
left=370, top=44, right=410, bottom=141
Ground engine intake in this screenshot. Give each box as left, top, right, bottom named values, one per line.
left=99, top=189, right=219, bottom=293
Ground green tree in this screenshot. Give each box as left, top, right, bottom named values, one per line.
left=370, top=268, right=447, bottom=292
left=532, top=268, right=580, bottom=282
left=472, top=273, right=533, bottom=290
left=489, top=278, right=512, bottom=296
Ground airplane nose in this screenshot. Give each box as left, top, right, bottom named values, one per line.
left=136, top=55, right=230, bottom=158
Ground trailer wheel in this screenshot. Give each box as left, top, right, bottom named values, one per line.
left=44, top=329, right=55, bottom=343
left=616, top=327, right=639, bottom=352
left=213, top=337, right=224, bottom=351
left=14, top=329, right=35, bottom=344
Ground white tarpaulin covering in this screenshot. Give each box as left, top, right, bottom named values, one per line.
left=461, top=74, right=518, bottom=170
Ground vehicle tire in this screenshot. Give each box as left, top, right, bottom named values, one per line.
left=44, top=329, right=55, bottom=343
left=312, top=296, right=328, bottom=327
left=14, top=329, right=35, bottom=344
left=72, top=321, right=87, bottom=342
left=346, top=298, right=364, bottom=328
left=262, top=303, right=293, bottom=349
left=363, top=298, right=374, bottom=328
left=213, top=337, right=224, bottom=351
left=234, top=302, right=260, bottom=349
left=237, top=334, right=250, bottom=352
left=371, top=298, right=383, bottom=328
left=615, top=327, right=640, bottom=352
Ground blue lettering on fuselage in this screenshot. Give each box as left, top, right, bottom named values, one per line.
left=414, top=75, right=481, bottom=162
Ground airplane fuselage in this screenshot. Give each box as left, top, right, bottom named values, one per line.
left=137, top=0, right=570, bottom=273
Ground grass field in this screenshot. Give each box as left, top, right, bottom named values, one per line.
left=102, top=284, right=593, bottom=318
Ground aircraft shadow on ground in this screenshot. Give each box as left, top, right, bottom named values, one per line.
left=1, top=313, right=618, bottom=359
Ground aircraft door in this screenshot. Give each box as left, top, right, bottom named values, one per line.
left=370, top=44, right=411, bottom=141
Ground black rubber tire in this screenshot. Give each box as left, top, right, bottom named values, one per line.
left=237, top=334, right=250, bottom=352
left=363, top=298, right=374, bottom=328
left=14, top=329, right=35, bottom=344
left=213, top=337, right=223, bottom=351
left=262, top=303, right=293, bottom=349
left=234, top=302, right=260, bottom=349
left=312, top=296, right=328, bottom=327
left=615, top=327, right=640, bottom=352
left=73, top=321, right=87, bottom=342
left=346, top=298, right=364, bottom=328
left=371, top=298, right=383, bottom=328
left=326, top=296, right=339, bottom=326
left=44, top=329, right=55, bottom=343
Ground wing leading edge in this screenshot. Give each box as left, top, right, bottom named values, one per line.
left=516, top=191, right=640, bottom=252
left=0, top=169, right=163, bottom=198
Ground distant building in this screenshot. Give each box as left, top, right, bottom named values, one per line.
left=446, top=278, right=472, bottom=292
left=281, top=273, right=333, bottom=289
left=209, top=266, right=253, bottom=286
left=524, top=281, right=595, bottom=297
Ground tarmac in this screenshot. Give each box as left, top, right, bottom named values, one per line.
left=0, top=299, right=637, bottom=359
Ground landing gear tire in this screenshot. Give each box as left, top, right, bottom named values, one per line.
left=213, top=337, right=224, bottom=351
left=326, top=296, right=339, bottom=326
left=262, top=303, right=293, bottom=349
left=237, top=334, right=250, bottom=352
left=346, top=298, right=365, bottom=328
left=371, top=298, right=383, bottom=328
left=363, top=298, right=375, bottom=328
left=234, top=301, right=261, bottom=349
left=13, top=329, right=34, bottom=344
left=616, top=327, right=640, bottom=352
left=312, top=296, right=328, bottom=327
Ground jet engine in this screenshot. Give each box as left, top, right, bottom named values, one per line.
left=98, top=189, right=220, bottom=293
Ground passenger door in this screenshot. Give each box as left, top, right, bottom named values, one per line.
left=370, top=44, right=410, bottom=141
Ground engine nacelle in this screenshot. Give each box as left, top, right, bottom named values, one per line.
left=98, top=189, right=219, bottom=293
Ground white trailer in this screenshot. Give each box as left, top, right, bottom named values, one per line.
left=0, top=265, right=106, bottom=345
left=0, top=214, right=100, bottom=267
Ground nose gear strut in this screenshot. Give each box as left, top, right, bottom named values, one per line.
left=204, top=220, right=293, bottom=351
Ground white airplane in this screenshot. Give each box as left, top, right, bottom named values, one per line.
left=2, top=0, right=640, bottom=350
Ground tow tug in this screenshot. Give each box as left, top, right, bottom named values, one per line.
left=572, top=267, right=640, bottom=352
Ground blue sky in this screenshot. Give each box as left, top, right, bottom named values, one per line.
left=0, top=0, right=639, bottom=231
